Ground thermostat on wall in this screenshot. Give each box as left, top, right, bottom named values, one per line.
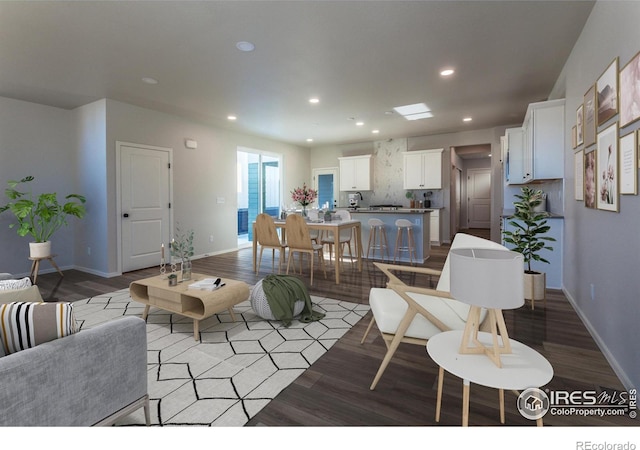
left=185, top=139, right=198, bottom=149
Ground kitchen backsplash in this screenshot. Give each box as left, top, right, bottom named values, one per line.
left=337, top=137, right=443, bottom=208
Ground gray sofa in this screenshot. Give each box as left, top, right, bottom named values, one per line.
left=0, top=286, right=149, bottom=426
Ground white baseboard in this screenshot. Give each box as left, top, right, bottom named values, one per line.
left=562, top=287, right=633, bottom=391
left=72, top=265, right=120, bottom=278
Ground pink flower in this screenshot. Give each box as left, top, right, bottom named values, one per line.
left=291, top=183, right=317, bottom=207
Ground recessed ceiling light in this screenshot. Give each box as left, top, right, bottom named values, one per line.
left=309, top=97, right=320, bottom=104
left=384, top=111, right=394, bottom=115
left=372, top=129, right=380, bottom=134
left=227, top=115, right=237, bottom=121
left=141, top=77, right=158, bottom=85
left=356, top=121, right=364, bottom=126
left=236, top=41, right=255, bottom=52
left=440, top=68, right=455, bottom=77
left=306, top=138, right=314, bottom=142
left=463, top=117, right=473, bottom=122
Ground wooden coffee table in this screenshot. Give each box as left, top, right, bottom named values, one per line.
left=129, top=273, right=250, bottom=341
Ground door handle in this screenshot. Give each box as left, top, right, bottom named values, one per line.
left=123, top=213, right=129, bottom=218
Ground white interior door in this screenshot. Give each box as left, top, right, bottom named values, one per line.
left=467, top=168, right=491, bottom=229
left=119, top=143, right=172, bottom=272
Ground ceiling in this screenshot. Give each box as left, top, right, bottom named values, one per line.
left=0, top=1, right=595, bottom=148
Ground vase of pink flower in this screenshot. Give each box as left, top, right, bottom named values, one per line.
left=291, top=183, right=317, bottom=217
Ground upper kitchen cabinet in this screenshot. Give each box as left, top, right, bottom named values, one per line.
left=505, top=127, right=524, bottom=184
left=339, top=155, right=373, bottom=191
left=505, top=99, right=565, bottom=184
left=403, top=149, right=443, bottom=190
left=523, top=99, right=565, bottom=181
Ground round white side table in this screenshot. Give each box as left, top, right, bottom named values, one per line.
left=427, top=330, right=553, bottom=426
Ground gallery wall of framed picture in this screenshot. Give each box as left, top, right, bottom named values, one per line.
left=573, top=49, right=640, bottom=213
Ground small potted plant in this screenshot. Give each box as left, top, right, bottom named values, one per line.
left=0, top=176, right=86, bottom=258
left=405, top=191, right=415, bottom=208
left=170, top=226, right=194, bottom=281
left=502, top=186, right=555, bottom=306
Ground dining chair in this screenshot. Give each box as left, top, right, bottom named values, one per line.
left=285, top=214, right=326, bottom=285
left=306, top=209, right=321, bottom=244
left=321, top=209, right=354, bottom=267
left=255, top=213, right=287, bottom=274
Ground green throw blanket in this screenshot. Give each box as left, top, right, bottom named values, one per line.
left=261, top=275, right=325, bottom=327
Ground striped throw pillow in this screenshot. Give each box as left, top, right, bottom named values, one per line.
left=0, top=302, right=77, bottom=355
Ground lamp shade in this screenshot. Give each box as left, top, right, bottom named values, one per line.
left=449, top=248, right=524, bottom=309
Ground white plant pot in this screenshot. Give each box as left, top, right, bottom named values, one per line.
left=29, top=241, right=52, bottom=259
left=524, top=271, right=546, bottom=300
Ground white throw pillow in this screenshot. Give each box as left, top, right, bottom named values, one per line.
left=0, top=277, right=32, bottom=291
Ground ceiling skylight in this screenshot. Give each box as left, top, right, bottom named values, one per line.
left=393, top=103, right=433, bottom=121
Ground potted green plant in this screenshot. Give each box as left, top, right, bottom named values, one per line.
left=0, top=176, right=86, bottom=258
left=405, top=190, right=415, bottom=208
left=170, top=226, right=194, bottom=281
left=502, top=186, right=555, bottom=305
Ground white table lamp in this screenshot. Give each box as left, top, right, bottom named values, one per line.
left=449, top=248, right=524, bottom=367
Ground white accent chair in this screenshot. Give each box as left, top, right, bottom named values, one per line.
left=361, top=233, right=511, bottom=390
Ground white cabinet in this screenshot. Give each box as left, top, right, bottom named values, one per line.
left=522, top=99, right=565, bottom=182
left=504, top=99, right=564, bottom=184
left=403, top=149, right=443, bottom=189
left=430, top=209, right=441, bottom=245
left=339, top=155, right=373, bottom=191
left=505, top=127, right=524, bottom=185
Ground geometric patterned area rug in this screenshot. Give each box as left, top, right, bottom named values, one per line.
left=72, top=288, right=369, bottom=426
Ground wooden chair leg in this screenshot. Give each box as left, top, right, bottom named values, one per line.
left=360, top=315, right=376, bottom=344
left=370, top=308, right=417, bottom=390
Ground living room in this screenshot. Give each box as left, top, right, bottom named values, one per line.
left=0, top=0, right=638, bottom=445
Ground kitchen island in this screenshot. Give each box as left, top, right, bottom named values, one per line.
left=349, top=208, right=431, bottom=263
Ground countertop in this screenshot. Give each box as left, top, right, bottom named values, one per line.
left=501, top=210, right=564, bottom=218
left=349, top=208, right=437, bottom=214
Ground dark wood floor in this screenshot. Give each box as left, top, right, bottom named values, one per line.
left=34, top=229, right=634, bottom=427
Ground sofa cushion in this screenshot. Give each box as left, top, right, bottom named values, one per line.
left=0, top=302, right=77, bottom=356
left=0, top=277, right=32, bottom=291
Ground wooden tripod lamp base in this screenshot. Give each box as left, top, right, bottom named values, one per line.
left=458, top=306, right=512, bottom=368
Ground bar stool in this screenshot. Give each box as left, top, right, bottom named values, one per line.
left=394, top=218, right=417, bottom=265
left=367, top=218, right=389, bottom=261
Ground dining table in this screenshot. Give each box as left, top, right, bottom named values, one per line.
left=252, top=217, right=363, bottom=284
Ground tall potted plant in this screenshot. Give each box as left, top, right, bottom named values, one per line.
left=502, top=186, right=555, bottom=305
left=0, top=176, right=86, bottom=258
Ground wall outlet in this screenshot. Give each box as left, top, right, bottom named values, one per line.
left=209, top=235, right=214, bottom=243
left=217, top=197, right=225, bottom=204
left=87, top=247, right=91, bottom=256
left=590, top=283, right=595, bottom=301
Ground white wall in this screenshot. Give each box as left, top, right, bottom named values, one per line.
left=0, top=96, right=309, bottom=277
left=104, top=100, right=309, bottom=275
left=0, top=97, right=76, bottom=275
left=550, top=0, right=640, bottom=390
left=73, top=100, right=108, bottom=275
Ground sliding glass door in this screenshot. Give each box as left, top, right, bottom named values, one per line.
left=237, top=148, right=281, bottom=246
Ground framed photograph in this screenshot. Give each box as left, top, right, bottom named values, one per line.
left=584, top=149, right=597, bottom=209
left=596, top=58, right=619, bottom=126
left=576, top=104, right=584, bottom=146
left=584, top=84, right=597, bottom=147
left=596, top=123, right=619, bottom=212
left=575, top=149, right=584, bottom=201
left=619, top=131, right=637, bottom=195
left=619, top=50, right=640, bottom=128
left=572, top=126, right=577, bottom=149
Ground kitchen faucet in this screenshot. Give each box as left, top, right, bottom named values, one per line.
left=355, top=191, right=363, bottom=201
